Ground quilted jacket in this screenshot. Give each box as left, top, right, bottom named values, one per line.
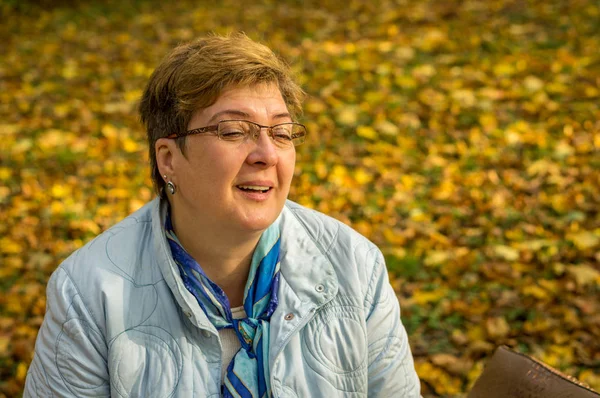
left=24, top=198, right=421, bottom=397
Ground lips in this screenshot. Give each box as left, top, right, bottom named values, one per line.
left=237, top=185, right=271, bottom=193
left=235, top=181, right=274, bottom=196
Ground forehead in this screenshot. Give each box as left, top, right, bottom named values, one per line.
left=193, top=83, right=291, bottom=125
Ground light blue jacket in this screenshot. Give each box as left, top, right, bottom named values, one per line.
left=24, top=198, right=421, bottom=397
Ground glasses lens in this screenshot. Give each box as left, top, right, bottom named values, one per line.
left=270, top=124, right=293, bottom=148
left=290, top=124, right=306, bottom=146
left=218, top=120, right=254, bottom=141
left=272, top=124, right=307, bottom=148
left=217, top=121, right=306, bottom=147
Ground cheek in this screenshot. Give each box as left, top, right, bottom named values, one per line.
left=187, top=145, right=240, bottom=177
left=281, top=152, right=297, bottom=182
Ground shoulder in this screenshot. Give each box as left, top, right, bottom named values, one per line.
left=51, top=200, right=163, bottom=323
left=61, top=200, right=159, bottom=281
left=284, top=200, right=379, bottom=254
left=282, top=200, right=384, bottom=285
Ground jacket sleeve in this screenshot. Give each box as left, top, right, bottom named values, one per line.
left=24, top=266, right=110, bottom=397
left=364, top=249, right=421, bottom=398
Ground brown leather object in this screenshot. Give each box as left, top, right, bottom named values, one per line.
left=468, top=345, right=600, bottom=398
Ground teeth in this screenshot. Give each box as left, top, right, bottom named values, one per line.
left=238, top=185, right=270, bottom=191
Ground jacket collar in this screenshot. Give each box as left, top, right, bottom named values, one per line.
left=278, top=202, right=338, bottom=308
left=151, top=197, right=339, bottom=331
left=152, top=197, right=215, bottom=331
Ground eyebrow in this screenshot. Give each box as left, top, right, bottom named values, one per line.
left=207, top=110, right=293, bottom=124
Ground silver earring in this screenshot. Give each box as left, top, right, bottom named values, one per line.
left=164, top=175, right=176, bottom=195
left=166, top=181, right=176, bottom=195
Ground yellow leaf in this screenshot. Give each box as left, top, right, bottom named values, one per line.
left=336, top=107, right=358, bottom=126
left=107, top=188, right=131, bottom=199
left=413, top=288, right=448, bottom=305
left=0, top=237, right=22, bottom=254
left=541, top=345, right=574, bottom=368
left=452, top=89, right=476, bottom=107
left=328, top=165, right=347, bottom=186
left=0, top=335, right=9, bottom=355
left=70, top=220, right=101, bottom=235
left=382, top=228, right=405, bottom=245
left=0, top=167, right=11, bottom=181
left=493, top=63, right=515, bottom=76
left=104, top=102, right=131, bottom=114
left=53, top=103, right=70, bottom=118
left=412, top=64, right=436, bottom=79
left=554, top=140, right=574, bottom=158
left=467, top=361, right=485, bottom=385
left=409, top=208, right=428, bottom=222
left=122, top=138, right=140, bottom=153
left=492, top=245, right=519, bottom=261
left=415, top=361, right=462, bottom=395
left=523, top=75, right=544, bottom=91
left=568, top=231, right=599, bottom=250
left=128, top=199, right=146, bottom=213
left=51, top=183, right=70, bottom=199
left=585, top=86, right=599, bottom=97
left=124, top=89, right=142, bottom=103
left=478, top=113, right=497, bottom=131
left=523, top=285, right=549, bottom=300
left=394, top=75, right=417, bottom=89
left=395, top=46, right=414, bottom=60
left=579, top=370, right=600, bottom=392
left=61, top=60, right=78, bottom=79
left=314, top=161, right=328, bottom=179
left=38, top=129, right=65, bottom=150
left=305, top=99, right=326, bottom=114
left=344, top=42, right=356, bottom=54
left=567, top=264, right=600, bottom=287
left=374, top=120, right=399, bottom=136
left=466, top=325, right=486, bottom=342
left=354, top=168, right=372, bottom=184
left=485, top=316, right=510, bottom=339
left=50, top=201, right=65, bottom=215
left=0, top=186, right=10, bottom=200
left=339, top=59, right=358, bottom=71
left=0, top=124, right=19, bottom=135
left=424, top=250, right=451, bottom=267
left=356, top=126, right=378, bottom=140
left=16, top=362, right=28, bottom=382
left=101, top=124, right=119, bottom=139
left=538, top=279, right=559, bottom=293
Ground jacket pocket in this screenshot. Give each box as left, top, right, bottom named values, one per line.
left=300, top=295, right=368, bottom=393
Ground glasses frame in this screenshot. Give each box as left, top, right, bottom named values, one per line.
left=165, top=119, right=307, bottom=147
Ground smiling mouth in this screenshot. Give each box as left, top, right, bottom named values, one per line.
left=236, top=185, right=271, bottom=193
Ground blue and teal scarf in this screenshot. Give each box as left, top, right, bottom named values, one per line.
left=165, top=212, right=281, bottom=398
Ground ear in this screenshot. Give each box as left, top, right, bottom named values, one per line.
left=155, top=138, right=178, bottom=180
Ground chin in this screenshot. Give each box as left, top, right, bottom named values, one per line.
left=236, top=208, right=281, bottom=232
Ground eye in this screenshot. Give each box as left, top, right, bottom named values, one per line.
left=218, top=121, right=250, bottom=140
left=272, top=126, right=293, bottom=141
left=220, top=129, right=245, bottom=138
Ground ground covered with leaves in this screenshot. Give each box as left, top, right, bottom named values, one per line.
left=1, top=0, right=599, bottom=396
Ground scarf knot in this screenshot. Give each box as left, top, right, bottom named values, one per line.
left=234, top=318, right=259, bottom=353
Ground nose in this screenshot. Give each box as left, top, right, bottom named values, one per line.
left=246, top=128, right=279, bottom=167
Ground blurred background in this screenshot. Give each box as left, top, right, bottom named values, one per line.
left=0, top=0, right=599, bottom=396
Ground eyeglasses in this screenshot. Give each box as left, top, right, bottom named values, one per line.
left=166, top=120, right=307, bottom=149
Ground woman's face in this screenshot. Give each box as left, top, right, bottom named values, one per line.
left=168, top=83, right=296, bottom=235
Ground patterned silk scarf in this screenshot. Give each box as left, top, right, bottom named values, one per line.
left=165, top=212, right=281, bottom=398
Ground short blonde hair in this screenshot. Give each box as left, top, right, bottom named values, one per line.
left=139, top=32, right=305, bottom=196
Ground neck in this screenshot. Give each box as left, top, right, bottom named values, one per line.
left=170, top=203, right=262, bottom=307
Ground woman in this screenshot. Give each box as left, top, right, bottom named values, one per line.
left=24, top=33, right=421, bottom=397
